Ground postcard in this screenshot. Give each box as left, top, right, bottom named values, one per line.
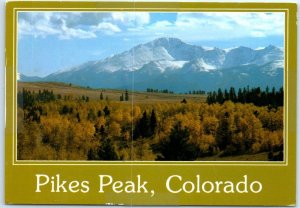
left=5, top=1, right=297, bottom=206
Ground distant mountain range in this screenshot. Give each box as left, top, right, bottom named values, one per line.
left=18, top=37, right=284, bottom=92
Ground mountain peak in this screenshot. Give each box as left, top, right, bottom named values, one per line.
left=149, top=37, right=185, bottom=47
left=233, top=46, right=253, bottom=51
left=153, top=37, right=183, bottom=42
left=264, top=45, right=280, bottom=51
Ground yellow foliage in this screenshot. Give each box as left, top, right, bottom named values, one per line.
left=111, top=109, right=123, bottom=123
left=203, top=116, right=218, bottom=135
left=110, top=121, right=122, bottom=138
left=17, top=97, right=283, bottom=160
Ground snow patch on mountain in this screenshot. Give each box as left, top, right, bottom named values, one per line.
left=255, top=46, right=266, bottom=50
left=224, top=47, right=239, bottom=53
left=272, top=59, right=284, bottom=68
left=202, top=46, right=214, bottom=51
left=261, top=60, right=284, bottom=76
left=156, top=60, right=188, bottom=71
left=147, top=60, right=188, bottom=72
left=186, top=58, right=217, bottom=72
left=196, top=58, right=217, bottom=71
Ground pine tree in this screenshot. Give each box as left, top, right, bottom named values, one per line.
left=206, top=92, right=212, bottom=104
left=216, top=111, right=234, bottom=151
left=125, top=90, right=129, bottom=101
left=152, top=122, right=198, bottom=161
left=229, top=87, right=237, bottom=102
left=100, top=125, right=105, bottom=137
left=98, top=138, right=119, bottom=160
left=134, top=110, right=154, bottom=139
left=216, top=88, right=224, bottom=104
left=87, top=138, right=119, bottom=160
left=87, top=109, right=96, bottom=121
left=76, top=112, right=81, bottom=122
left=103, top=106, right=110, bottom=117
left=224, top=89, right=229, bottom=101
left=150, top=109, right=157, bottom=135
left=60, top=105, right=69, bottom=115
left=237, top=88, right=243, bottom=103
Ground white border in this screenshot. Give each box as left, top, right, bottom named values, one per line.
left=13, top=8, right=288, bottom=167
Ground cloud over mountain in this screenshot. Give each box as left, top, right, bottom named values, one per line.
left=18, top=12, right=284, bottom=41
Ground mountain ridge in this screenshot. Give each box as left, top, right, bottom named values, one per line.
left=19, top=37, right=284, bottom=92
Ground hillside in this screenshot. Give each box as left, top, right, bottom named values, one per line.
left=17, top=82, right=283, bottom=161
left=17, top=82, right=207, bottom=104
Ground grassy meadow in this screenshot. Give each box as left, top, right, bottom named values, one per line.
left=18, top=82, right=207, bottom=104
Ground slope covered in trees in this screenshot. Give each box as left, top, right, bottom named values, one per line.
left=207, top=86, right=283, bottom=107
left=17, top=85, right=284, bottom=161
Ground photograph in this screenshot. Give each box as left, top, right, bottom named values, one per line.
left=17, top=11, right=284, bottom=161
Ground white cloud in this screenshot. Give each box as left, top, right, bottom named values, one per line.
left=124, top=12, right=284, bottom=43
left=18, top=19, right=59, bottom=38
left=250, top=31, right=266, bottom=38
left=174, top=12, right=284, bottom=39
left=148, top=20, right=172, bottom=29
left=111, top=12, right=150, bottom=27
left=63, top=13, right=111, bottom=27
left=59, top=20, right=97, bottom=39
left=18, top=13, right=61, bottom=38
left=92, top=22, right=121, bottom=34
left=18, top=12, right=98, bottom=39
left=18, top=12, right=150, bottom=39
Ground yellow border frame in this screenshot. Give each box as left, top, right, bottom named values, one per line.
left=5, top=2, right=297, bottom=206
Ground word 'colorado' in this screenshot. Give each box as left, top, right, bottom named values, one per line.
left=35, top=174, right=262, bottom=195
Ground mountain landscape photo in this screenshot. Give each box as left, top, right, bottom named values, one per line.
left=17, top=12, right=285, bottom=161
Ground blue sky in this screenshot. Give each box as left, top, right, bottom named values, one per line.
left=18, top=12, right=284, bottom=77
